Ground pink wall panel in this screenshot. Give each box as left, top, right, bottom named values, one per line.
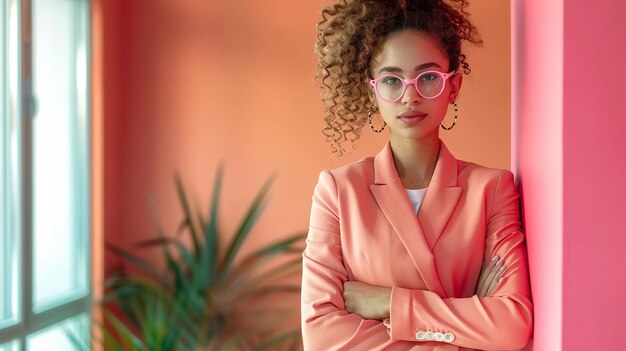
left=511, top=0, right=563, bottom=350
left=562, top=1, right=626, bottom=350
left=514, top=0, right=626, bottom=349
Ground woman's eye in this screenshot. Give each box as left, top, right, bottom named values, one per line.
left=382, top=76, right=401, bottom=85
left=420, top=73, right=438, bottom=82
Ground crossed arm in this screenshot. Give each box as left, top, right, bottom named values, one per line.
left=342, top=255, right=506, bottom=320
left=301, top=170, right=533, bottom=350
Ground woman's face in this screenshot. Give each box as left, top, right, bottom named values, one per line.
left=369, top=29, right=462, bottom=140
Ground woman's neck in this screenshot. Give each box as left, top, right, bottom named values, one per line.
left=389, top=134, right=441, bottom=189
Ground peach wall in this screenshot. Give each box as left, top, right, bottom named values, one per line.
left=97, top=0, right=511, bottom=260
left=94, top=0, right=511, bottom=336
left=90, top=0, right=104, bottom=348
left=562, top=0, right=626, bottom=349
left=447, top=0, right=511, bottom=170
left=511, top=0, right=563, bottom=350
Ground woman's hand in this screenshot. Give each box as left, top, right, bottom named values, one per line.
left=475, top=255, right=506, bottom=297
left=343, top=256, right=504, bottom=320
left=343, top=281, right=391, bottom=320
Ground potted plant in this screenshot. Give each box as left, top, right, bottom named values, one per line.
left=102, top=165, right=306, bottom=350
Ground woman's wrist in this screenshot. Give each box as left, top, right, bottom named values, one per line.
left=379, top=287, right=392, bottom=318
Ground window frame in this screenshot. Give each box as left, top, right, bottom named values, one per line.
left=0, top=0, right=92, bottom=347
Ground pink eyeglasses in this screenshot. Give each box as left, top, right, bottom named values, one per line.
left=368, top=70, right=456, bottom=102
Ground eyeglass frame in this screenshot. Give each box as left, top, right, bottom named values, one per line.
left=368, top=70, right=457, bottom=102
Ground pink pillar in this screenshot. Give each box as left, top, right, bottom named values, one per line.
left=512, top=0, right=563, bottom=350
left=512, top=0, right=626, bottom=350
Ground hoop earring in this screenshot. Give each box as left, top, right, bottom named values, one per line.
left=441, top=101, right=458, bottom=130
left=368, top=107, right=387, bottom=133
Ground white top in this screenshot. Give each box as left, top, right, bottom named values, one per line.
left=405, top=188, right=428, bottom=214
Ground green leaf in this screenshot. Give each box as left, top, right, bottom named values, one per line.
left=165, top=250, right=189, bottom=296
left=191, top=163, right=224, bottom=293
left=171, top=238, right=196, bottom=272
left=203, top=163, right=223, bottom=286
left=104, top=330, right=130, bottom=351
left=105, top=276, right=162, bottom=330
left=104, top=310, right=144, bottom=350
left=131, top=236, right=170, bottom=248
left=174, top=173, right=201, bottom=258
left=130, top=236, right=195, bottom=273
left=219, top=172, right=277, bottom=282
left=174, top=217, right=188, bottom=238
left=105, top=242, right=170, bottom=288
left=223, top=257, right=302, bottom=304
left=150, top=225, right=196, bottom=307
left=105, top=275, right=203, bottom=348
left=249, top=232, right=307, bottom=258
left=227, top=232, right=306, bottom=285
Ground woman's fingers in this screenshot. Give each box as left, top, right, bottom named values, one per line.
left=476, top=256, right=505, bottom=296
left=476, top=256, right=497, bottom=296
left=482, top=257, right=504, bottom=295
left=486, top=265, right=505, bottom=295
left=483, top=259, right=505, bottom=296
left=476, top=257, right=495, bottom=295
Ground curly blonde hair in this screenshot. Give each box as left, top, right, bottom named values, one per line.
left=315, top=0, right=483, bottom=155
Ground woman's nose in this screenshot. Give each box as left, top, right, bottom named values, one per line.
left=401, top=83, right=422, bottom=104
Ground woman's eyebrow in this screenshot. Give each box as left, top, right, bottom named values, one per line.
left=377, top=62, right=443, bottom=74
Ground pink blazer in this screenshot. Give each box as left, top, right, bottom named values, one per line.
left=301, top=140, right=533, bottom=351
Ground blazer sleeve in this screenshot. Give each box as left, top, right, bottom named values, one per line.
left=387, top=170, right=534, bottom=350
left=301, top=171, right=410, bottom=350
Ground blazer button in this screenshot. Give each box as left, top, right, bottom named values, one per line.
left=434, top=332, right=444, bottom=342
left=415, top=330, right=426, bottom=340
left=424, top=331, right=434, bottom=341
left=443, top=332, right=455, bottom=343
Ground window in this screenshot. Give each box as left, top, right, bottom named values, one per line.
left=0, top=341, right=20, bottom=351
left=1, top=0, right=21, bottom=334
left=0, top=0, right=91, bottom=349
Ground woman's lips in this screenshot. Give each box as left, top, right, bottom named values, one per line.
left=398, top=113, right=427, bottom=125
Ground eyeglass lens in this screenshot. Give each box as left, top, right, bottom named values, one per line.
left=376, top=72, right=445, bottom=101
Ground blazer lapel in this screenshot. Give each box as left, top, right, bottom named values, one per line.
left=369, top=140, right=461, bottom=298
left=418, top=142, right=463, bottom=251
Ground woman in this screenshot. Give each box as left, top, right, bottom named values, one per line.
left=300, top=0, right=533, bottom=350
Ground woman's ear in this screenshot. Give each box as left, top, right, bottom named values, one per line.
left=368, top=91, right=376, bottom=105
left=367, top=85, right=378, bottom=107
left=448, top=73, right=463, bottom=103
